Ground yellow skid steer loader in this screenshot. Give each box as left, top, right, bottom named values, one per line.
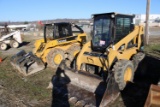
left=52, top=12, right=145, bottom=106
left=11, top=22, right=87, bottom=76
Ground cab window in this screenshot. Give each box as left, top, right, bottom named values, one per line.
left=115, top=17, right=131, bottom=42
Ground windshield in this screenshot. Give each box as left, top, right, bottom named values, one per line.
left=45, top=25, right=54, bottom=39
left=54, top=23, right=72, bottom=39
left=92, top=16, right=111, bottom=48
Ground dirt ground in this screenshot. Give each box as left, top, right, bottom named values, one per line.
left=0, top=27, right=160, bottom=107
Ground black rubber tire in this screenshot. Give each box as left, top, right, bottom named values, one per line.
left=113, top=60, right=134, bottom=90
left=132, top=52, right=145, bottom=70
left=65, top=44, right=80, bottom=68
left=46, top=48, right=65, bottom=68
left=67, top=44, right=80, bottom=62
left=0, top=42, right=8, bottom=50
left=10, top=40, right=19, bottom=48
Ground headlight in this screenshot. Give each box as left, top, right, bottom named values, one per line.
left=111, top=14, right=115, bottom=18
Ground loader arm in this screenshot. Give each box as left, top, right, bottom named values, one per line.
left=114, top=25, right=144, bottom=60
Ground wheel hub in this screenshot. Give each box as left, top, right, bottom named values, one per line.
left=13, top=42, right=18, bottom=47
left=1, top=43, right=7, bottom=50
left=54, top=54, right=63, bottom=65
left=124, top=67, right=132, bottom=82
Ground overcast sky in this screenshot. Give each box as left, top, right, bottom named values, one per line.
left=0, top=0, right=159, bottom=21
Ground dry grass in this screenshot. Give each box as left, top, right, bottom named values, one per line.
left=0, top=34, right=55, bottom=106
left=144, top=43, right=160, bottom=58
left=0, top=56, right=55, bottom=106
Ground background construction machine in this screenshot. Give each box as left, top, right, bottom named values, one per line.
left=11, top=22, right=87, bottom=76
left=52, top=12, right=145, bottom=106
left=0, top=30, right=22, bottom=50
left=0, top=24, right=23, bottom=50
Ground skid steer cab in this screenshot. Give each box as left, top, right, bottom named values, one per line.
left=11, top=22, right=87, bottom=76
left=53, top=13, right=145, bottom=106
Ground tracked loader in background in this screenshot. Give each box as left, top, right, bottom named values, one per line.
left=52, top=12, right=145, bottom=106
left=10, top=22, right=87, bottom=76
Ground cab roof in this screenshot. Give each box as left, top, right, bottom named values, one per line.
left=92, top=12, right=135, bottom=17
left=44, top=22, right=72, bottom=26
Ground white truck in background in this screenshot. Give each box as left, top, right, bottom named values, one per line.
left=0, top=30, right=23, bottom=50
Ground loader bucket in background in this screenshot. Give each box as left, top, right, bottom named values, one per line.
left=144, top=84, right=160, bottom=107
left=10, top=50, right=45, bottom=76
